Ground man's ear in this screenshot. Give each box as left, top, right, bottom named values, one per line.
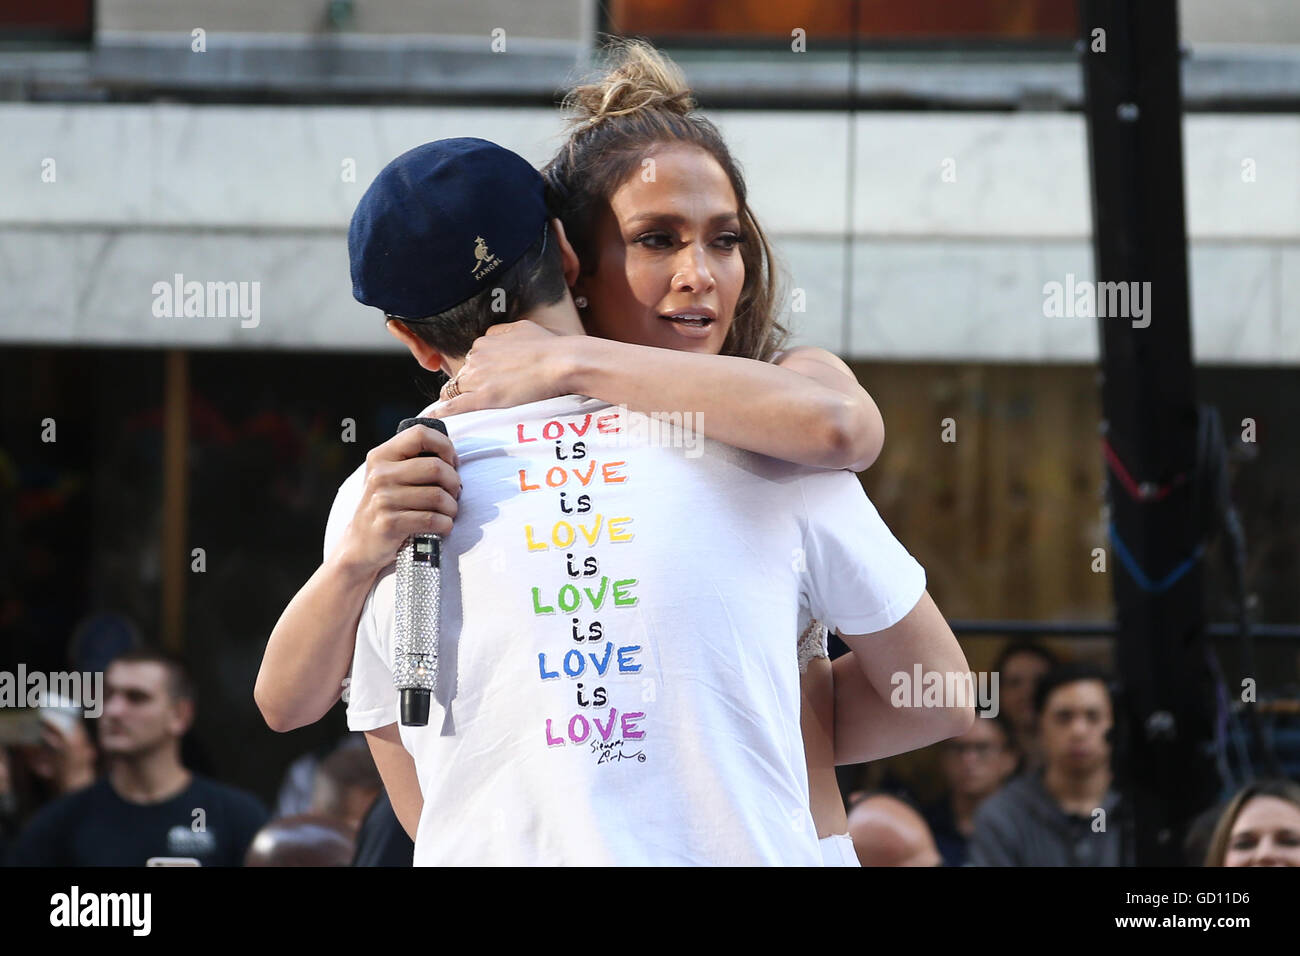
left=386, top=318, right=452, bottom=375
left=171, top=697, right=196, bottom=738
left=550, top=217, right=581, bottom=289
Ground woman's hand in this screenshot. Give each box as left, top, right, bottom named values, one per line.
left=430, top=320, right=571, bottom=417
left=334, top=423, right=462, bottom=576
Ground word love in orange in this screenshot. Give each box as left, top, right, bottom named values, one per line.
left=517, top=460, right=627, bottom=492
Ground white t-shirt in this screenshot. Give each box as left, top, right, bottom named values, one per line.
left=328, top=395, right=926, bottom=865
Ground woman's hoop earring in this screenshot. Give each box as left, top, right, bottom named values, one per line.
left=574, top=295, right=588, bottom=309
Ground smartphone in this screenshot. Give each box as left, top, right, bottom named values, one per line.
left=0, top=709, right=44, bottom=746
left=39, top=704, right=83, bottom=736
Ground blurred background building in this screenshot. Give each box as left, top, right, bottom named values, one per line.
left=1, top=0, right=1297, bottom=804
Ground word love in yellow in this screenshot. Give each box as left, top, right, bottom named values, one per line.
left=524, top=514, right=634, bottom=552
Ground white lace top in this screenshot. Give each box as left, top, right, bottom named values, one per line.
left=797, top=617, right=830, bottom=674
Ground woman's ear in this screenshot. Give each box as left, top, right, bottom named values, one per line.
left=550, top=217, right=582, bottom=289
left=385, top=318, right=452, bottom=375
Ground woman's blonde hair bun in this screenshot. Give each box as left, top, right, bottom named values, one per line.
left=565, top=37, right=695, bottom=130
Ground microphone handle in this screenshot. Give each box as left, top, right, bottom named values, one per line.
left=392, top=417, right=449, bottom=727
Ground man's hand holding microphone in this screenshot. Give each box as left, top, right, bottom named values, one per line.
left=334, top=421, right=460, bottom=575
left=256, top=420, right=460, bottom=733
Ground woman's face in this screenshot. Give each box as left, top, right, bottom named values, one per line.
left=1223, top=796, right=1300, bottom=866
left=578, top=144, right=745, bottom=355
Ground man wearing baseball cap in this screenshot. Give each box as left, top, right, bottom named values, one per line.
left=303, top=138, right=960, bottom=864
left=348, top=137, right=582, bottom=354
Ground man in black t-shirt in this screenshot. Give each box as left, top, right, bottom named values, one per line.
left=7, top=650, right=266, bottom=866
left=351, top=790, right=413, bottom=867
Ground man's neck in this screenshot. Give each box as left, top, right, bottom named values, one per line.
left=949, top=789, right=989, bottom=833
left=1042, top=762, right=1111, bottom=816
left=108, top=747, right=191, bottom=804
left=527, top=300, right=586, bottom=338
left=443, top=302, right=585, bottom=377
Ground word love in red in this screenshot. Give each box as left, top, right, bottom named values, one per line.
left=516, top=413, right=621, bottom=444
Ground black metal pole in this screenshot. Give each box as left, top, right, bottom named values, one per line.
left=1078, top=0, right=1221, bottom=866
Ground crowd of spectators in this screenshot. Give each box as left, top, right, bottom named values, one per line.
left=3, top=639, right=1296, bottom=867
left=841, top=642, right=1300, bottom=867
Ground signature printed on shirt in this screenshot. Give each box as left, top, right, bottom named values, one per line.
left=592, top=738, right=646, bottom=765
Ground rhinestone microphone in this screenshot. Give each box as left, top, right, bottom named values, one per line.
left=393, top=417, right=449, bottom=727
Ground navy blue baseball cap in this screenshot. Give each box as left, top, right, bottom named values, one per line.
left=348, top=137, right=549, bottom=320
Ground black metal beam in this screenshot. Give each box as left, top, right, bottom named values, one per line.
left=947, top=620, right=1300, bottom=641
left=1079, top=0, right=1220, bottom=866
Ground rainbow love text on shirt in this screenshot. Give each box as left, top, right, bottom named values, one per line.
left=515, top=409, right=649, bottom=765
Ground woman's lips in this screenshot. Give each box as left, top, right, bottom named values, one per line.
left=660, top=314, right=715, bottom=339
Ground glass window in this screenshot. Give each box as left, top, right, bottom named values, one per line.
left=608, top=0, right=1079, bottom=44
left=0, top=0, right=92, bottom=44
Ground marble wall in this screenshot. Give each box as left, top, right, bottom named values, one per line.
left=1, top=104, right=1295, bottom=363
left=98, top=0, right=587, bottom=39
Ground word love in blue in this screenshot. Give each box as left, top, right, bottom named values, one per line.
left=538, top=644, right=642, bottom=681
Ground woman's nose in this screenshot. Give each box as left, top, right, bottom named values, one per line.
left=671, top=245, right=714, bottom=292
left=1249, top=838, right=1284, bottom=865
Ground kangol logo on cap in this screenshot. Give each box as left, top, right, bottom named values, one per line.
left=471, top=236, right=503, bottom=279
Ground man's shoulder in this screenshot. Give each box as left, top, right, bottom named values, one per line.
left=187, top=775, right=268, bottom=819
left=921, top=796, right=957, bottom=832
left=324, top=461, right=369, bottom=558
left=335, top=459, right=368, bottom=503
left=32, top=778, right=109, bottom=820
left=972, top=772, right=1044, bottom=824
left=440, top=394, right=608, bottom=434
left=13, top=778, right=107, bottom=845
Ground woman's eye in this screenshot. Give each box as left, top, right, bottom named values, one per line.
left=714, top=233, right=743, bottom=250
left=633, top=232, right=672, bottom=249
